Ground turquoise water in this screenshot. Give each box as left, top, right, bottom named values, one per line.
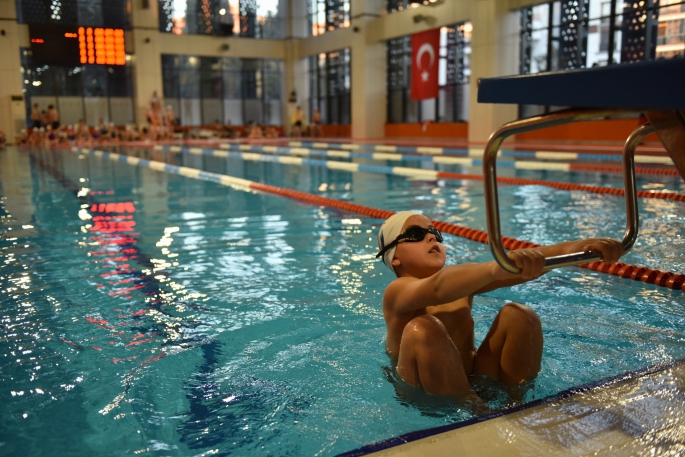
left=1, top=146, right=684, bottom=456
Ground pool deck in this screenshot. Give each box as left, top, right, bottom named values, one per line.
left=361, top=361, right=685, bottom=456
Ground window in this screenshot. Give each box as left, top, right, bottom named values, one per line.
left=21, top=48, right=134, bottom=126
left=520, top=0, right=684, bottom=74
left=307, top=0, right=350, bottom=36
left=386, top=23, right=472, bottom=124
left=162, top=54, right=282, bottom=126
left=519, top=0, right=684, bottom=117
left=308, top=49, right=351, bottom=124
left=386, top=0, right=442, bottom=14
left=16, top=0, right=130, bottom=29
left=158, top=0, right=283, bottom=38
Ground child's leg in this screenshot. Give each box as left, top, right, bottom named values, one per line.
left=473, top=302, right=543, bottom=386
left=396, top=315, right=472, bottom=395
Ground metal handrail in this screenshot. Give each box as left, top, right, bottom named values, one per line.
left=482, top=109, right=652, bottom=274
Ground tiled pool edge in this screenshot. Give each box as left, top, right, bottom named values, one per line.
left=338, top=357, right=685, bottom=456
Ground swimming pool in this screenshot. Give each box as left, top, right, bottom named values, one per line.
left=1, top=145, right=684, bottom=456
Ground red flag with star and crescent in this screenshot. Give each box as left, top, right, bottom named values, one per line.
left=410, top=28, right=441, bottom=101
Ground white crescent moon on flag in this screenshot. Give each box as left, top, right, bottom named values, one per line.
left=416, top=43, right=435, bottom=70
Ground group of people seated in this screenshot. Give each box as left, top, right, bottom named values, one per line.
left=14, top=118, right=181, bottom=147
left=12, top=91, right=329, bottom=147
left=184, top=120, right=281, bottom=140
left=14, top=117, right=291, bottom=147
left=291, top=106, right=323, bottom=138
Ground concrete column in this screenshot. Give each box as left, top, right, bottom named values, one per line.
left=467, top=0, right=520, bottom=145
left=130, top=0, right=163, bottom=125
left=350, top=0, right=386, bottom=139
left=285, top=0, right=308, bottom=133
left=0, top=1, right=26, bottom=142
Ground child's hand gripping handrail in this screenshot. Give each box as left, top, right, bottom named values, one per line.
left=482, top=108, right=652, bottom=274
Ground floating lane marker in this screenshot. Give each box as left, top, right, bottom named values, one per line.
left=153, top=145, right=685, bottom=202
left=288, top=141, right=673, bottom=164
left=70, top=146, right=685, bottom=292
left=225, top=143, right=679, bottom=174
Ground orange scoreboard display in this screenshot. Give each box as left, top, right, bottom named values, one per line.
left=29, top=24, right=126, bottom=66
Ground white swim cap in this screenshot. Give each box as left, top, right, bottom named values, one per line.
left=377, top=211, right=422, bottom=272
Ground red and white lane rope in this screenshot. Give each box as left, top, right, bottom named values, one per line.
left=73, top=147, right=685, bottom=292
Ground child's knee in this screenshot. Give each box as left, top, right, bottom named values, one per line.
left=402, top=315, right=448, bottom=346
left=501, top=302, right=542, bottom=331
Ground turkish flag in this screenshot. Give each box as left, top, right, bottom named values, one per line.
left=411, top=28, right=440, bottom=101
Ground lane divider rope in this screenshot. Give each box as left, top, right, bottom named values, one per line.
left=569, top=163, right=681, bottom=176
left=218, top=142, right=682, bottom=177
left=155, top=145, right=685, bottom=202
left=288, top=141, right=674, bottom=165
left=73, top=146, right=685, bottom=292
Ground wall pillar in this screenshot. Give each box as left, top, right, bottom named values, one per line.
left=0, top=1, right=26, bottom=141
left=467, top=0, right=520, bottom=145
left=130, top=0, right=163, bottom=126
left=350, top=0, right=386, bottom=139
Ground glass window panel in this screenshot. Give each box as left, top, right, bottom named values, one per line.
left=83, top=66, right=108, bottom=97
left=530, top=28, right=550, bottom=73
left=420, top=98, right=436, bottom=122
left=242, top=59, right=262, bottom=99
left=263, top=58, right=282, bottom=100
left=17, top=0, right=129, bottom=28
left=222, top=70, right=242, bottom=99
left=328, top=96, right=339, bottom=124
left=200, top=57, right=222, bottom=98
left=531, top=3, right=551, bottom=30
left=340, top=93, right=350, bottom=124
left=308, top=0, right=349, bottom=36
left=25, top=64, right=57, bottom=96
left=586, top=18, right=607, bottom=67
left=54, top=66, right=83, bottom=96
left=388, top=89, right=404, bottom=123
left=107, top=65, right=132, bottom=97
left=158, top=0, right=281, bottom=38
left=162, top=56, right=181, bottom=99
left=655, top=2, right=685, bottom=59
left=405, top=92, right=418, bottom=123
left=180, top=69, right=200, bottom=98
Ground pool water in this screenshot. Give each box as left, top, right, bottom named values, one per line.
left=1, top=146, right=684, bottom=456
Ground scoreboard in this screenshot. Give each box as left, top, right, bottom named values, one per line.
left=29, top=24, right=126, bottom=66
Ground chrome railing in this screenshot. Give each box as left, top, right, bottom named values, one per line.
left=482, top=109, right=652, bottom=274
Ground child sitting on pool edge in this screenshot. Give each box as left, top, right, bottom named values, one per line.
left=376, top=211, right=624, bottom=399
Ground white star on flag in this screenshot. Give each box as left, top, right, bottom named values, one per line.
left=421, top=71, right=429, bottom=81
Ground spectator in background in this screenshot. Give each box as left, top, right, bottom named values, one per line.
left=76, top=119, right=92, bottom=144
left=45, top=125, right=58, bottom=147
left=0, top=129, right=6, bottom=148
left=265, top=126, right=279, bottom=139
left=31, top=103, right=42, bottom=128
left=223, top=119, right=236, bottom=139
left=213, top=119, right=223, bottom=136
left=48, top=105, right=60, bottom=129
left=292, top=106, right=304, bottom=138
left=248, top=123, right=264, bottom=139
left=150, top=90, right=163, bottom=126
left=16, top=129, right=28, bottom=145
left=41, top=109, right=50, bottom=128
left=165, top=105, right=177, bottom=127
left=311, top=107, right=323, bottom=138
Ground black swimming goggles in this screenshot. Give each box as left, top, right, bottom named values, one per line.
left=376, top=226, right=443, bottom=259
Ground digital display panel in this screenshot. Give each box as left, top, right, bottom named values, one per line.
left=29, top=24, right=126, bottom=66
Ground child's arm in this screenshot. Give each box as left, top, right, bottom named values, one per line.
left=385, top=258, right=527, bottom=315
left=385, top=238, right=623, bottom=314
left=473, top=238, right=624, bottom=294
